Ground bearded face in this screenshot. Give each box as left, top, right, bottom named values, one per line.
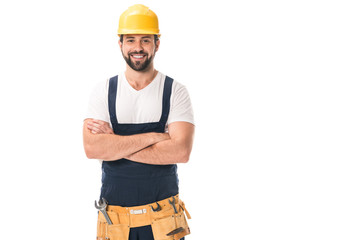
left=120, top=35, right=158, bottom=72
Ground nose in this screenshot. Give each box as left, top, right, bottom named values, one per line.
left=133, top=40, right=144, bottom=52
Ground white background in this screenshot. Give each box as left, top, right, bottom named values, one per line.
left=0, top=0, right=359, bottom=239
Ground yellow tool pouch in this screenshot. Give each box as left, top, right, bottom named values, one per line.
left=96, top=195, right=191, bottom=240
left=96, top=210, right=130, bottom=240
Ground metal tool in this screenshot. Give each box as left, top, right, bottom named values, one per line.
left=150, top=202, right=162, bottom=212
left=95, top=197, right=113, bottom=225
left=168, top=196, right=178, bottom=214
left=167, top=227, right=185, bottom=236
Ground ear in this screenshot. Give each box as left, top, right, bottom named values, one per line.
left=118, top=39, right=122, bottom=49
left=155, top=39, right=160, bottom=52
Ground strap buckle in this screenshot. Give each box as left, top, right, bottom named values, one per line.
left=130, top=209, right=147, bottom=215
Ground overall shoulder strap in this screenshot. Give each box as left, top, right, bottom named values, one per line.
left=159, top=76, right=174, bottom=124
left=108, top=75, right=119, bottom=126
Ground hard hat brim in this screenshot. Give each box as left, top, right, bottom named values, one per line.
left=118, top=29, right=160, bottom=37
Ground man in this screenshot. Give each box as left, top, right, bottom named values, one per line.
left=83, top=4, right=194, bottom=240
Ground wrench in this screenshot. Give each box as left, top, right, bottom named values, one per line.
left=150, top=202, right=162, bottom=212
left=95, top=198, right=113, bottom=225
left=168, top=196, right=178, bottom=214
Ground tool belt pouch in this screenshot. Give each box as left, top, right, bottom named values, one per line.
left=107, top=224, right=130, bottom=240
left=151, top=201, right=191, bottom=240
left=96, top=212, right=130, bottom=240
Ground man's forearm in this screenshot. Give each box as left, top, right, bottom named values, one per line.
left=127, top=138, right=192, bottom=165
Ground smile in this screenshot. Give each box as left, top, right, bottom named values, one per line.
left=131, top=54, right=146, bottom=59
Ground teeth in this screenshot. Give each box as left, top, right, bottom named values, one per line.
left=133, top=55, right=144, bottom=59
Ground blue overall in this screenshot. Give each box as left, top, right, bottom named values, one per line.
left=100, top=75, right=182, bottom=240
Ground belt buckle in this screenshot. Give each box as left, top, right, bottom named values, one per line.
left=130, top=209, right=147, bottom=215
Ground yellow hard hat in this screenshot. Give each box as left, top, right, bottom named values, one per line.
left=118, top=4, right=160, bottom=36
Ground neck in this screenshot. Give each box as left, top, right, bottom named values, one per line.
left=125, top=63, right=158, bottom=91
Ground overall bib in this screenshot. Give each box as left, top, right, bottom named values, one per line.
left=100, top=75, right=184, bottom=240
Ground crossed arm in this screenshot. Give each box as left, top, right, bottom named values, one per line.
left=83, top=119, right=194, bottom=164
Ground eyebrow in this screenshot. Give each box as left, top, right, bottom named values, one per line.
left=124, top=36, right=152, bottom=39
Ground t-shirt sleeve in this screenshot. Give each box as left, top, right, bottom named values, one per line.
left=84, top=79, right=110, bottom=123
left=167, top=82, right=195, bottom=125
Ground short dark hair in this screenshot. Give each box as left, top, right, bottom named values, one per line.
left=119, top=34, right=159, bottom=44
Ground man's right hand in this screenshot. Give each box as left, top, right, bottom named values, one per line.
left=86, top=119, right=114, bottom=134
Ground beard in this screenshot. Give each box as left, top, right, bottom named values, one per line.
left=122, top=50, right=154, bottom=72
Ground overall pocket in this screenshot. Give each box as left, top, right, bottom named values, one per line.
left=151, top=215, right=176, bottom=240
left=107, top=224, right=130, bottom=240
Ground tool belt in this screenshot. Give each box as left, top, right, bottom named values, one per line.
left=96, top=195, right=191, bottom=240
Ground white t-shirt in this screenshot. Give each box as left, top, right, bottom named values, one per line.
left=85, top=71, right=194, bottom=131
